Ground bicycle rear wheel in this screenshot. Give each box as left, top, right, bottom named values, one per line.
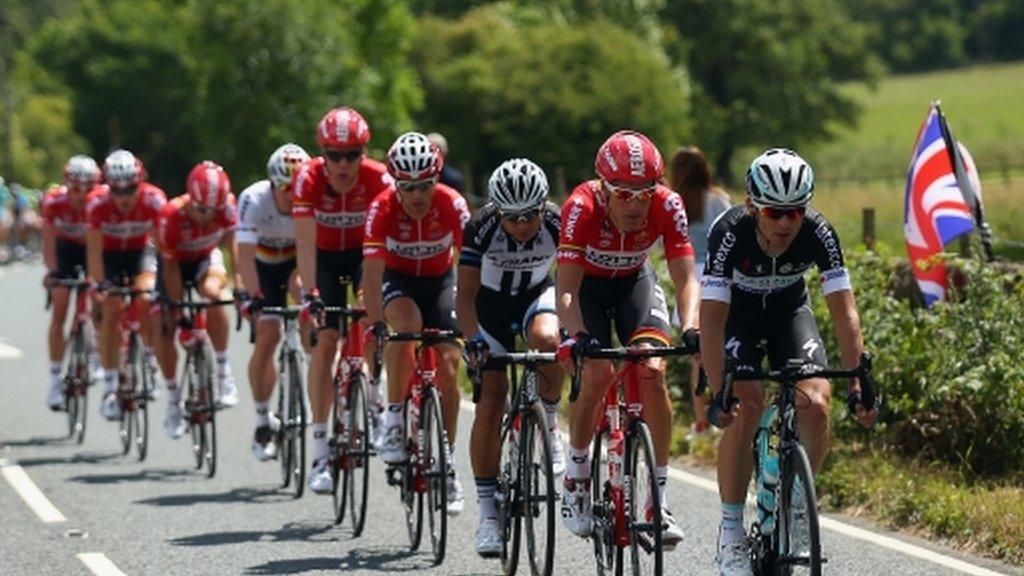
left=288, top=352, right=305, bottom=496
left=66, top=326, right=88, bottom=443
left=345, top=371, right=371, bottom=536
left=403, top=399, right=424, bottom=551
left=331, top=374, right=347, bottom=523
left=522, top=400, right=556, bottom=576
left=199, top=348, right=217, bottom=478
left=136, top=350, right=152, bottom=461
left=278, top=368, right=293, bottom=489
left=776, top=443, right=822, bottom=576
left=498, top=413, right=521, bottom=575
left=626, top=421, right=662, bottom=576
left=184, top=352, right=204, bottom=470
left=422, top=386, right=448, bottom=565
left=590, top=428, right=619, bottom=576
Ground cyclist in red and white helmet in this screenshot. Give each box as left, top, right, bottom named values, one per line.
left=363, top=131, right=472, bottom=514
left=556, top=130, right=699, bottom=546
left=87, top=149, right=167, bottom=421
left=293, top=107, right=392, bottom=494
left=154, top=161, right=240, bottom=439
left=41, top=155, right=104, bottom=410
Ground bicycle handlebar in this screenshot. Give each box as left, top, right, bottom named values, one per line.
left=569, top=343, right=699, bottom=403
left=385, top=329, right=463, bottom=345
left=468, top=351, right=557, bottom=403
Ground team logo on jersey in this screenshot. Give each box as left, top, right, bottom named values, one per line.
left=315, top=211, right=365, bottom=229
left=563, top=199, right=584, bottom=241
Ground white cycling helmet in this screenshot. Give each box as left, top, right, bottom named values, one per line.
left=64, top=155, right=101, bottom=187
left=386, top=132, right=443, bottom=181
left=745, top=148, right=814, bottom=207
left=103, top=149, right=143, bottom=188
left=488, top=158, right=549, bottom=213
left=267, top=143, right=310, bottom=189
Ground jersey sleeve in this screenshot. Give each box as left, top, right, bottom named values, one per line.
left=40, top=190, right=59, bottom=224
left=157, top=204, right=180, bottom=261
left=362, top=192, right=390, bottom=260
left=450, top=192, right=471, bottom=251
left=658, top=190, right=696, bottom=260
left=291, top=161, right=317, bottom=219
left=700, top=214, right=736, bottom=304
left=810, top=216, right=852, bottom=296
left=235, top=188, right=259, bottom=245
left=85, top=195, right=105, bottom=230
left=459, top=210, right=486, bottom=268
left=556, top=191, right=592, bottom=266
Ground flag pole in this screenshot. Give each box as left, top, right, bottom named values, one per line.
left=932, top=101, right=995, bottom=261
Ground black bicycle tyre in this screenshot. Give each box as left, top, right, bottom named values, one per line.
left=278, top=368, right=293, bottom=489
left=590, top=427, right=618, bottom=576
left=68, top=325, right=89, bottom=444
left=403, top=399, right=424, bottom=551
left=346, top=371, right=370, bottom=536
left=200, top=347, right=217, bottom=478
left=119, top=334, right=140, bottom=455
left=523, top=399, right=556, bottom=576
left=626, top=421, right=662, bottom=576
left=331, top=374, right=346, bottom=523
left=777, top=443, right=822, bottom=576
left=136, top=349, right=151, bottom=461
left=499, top=413, right=522, bottom=575
left=289, top=352, right=305, bottom=497
left=184, top=352, right=203, bottom=471
left=422, top=385, right=448, bottom=565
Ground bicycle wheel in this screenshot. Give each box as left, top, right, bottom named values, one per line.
left=403, top=399, right=424, bottom=551
left=136, top=350, right=152, bottom=461
left=498, top=413, right=521, bottom=575
left=625, top=421, right=662, bottom=576
left=200, top=348, right=217, bottom=478
left=118, top=335, right=139, bottom=455
left=345, top=371, right=371, bottom=536
left=67, top=326, right=88, bottom=444
left=421, top=386, right=448, bottom=565
left=184, top=352, right=204, bottom=470
left=331, top=374, right=347, bottom=523
left=776, top=443, right=822, bottom=576
left=278, top=371, right=293, bottom=489
left=288, top=352, right=306, bottom=496
left=522, top=400, right=556, bottom=576
left=590, top=428, right=619, bottom=576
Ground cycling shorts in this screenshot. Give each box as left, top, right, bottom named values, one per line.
left=477, top=283, right=556, bottom=371
left=256, top=257, right=297, bottom=309
left=155, top=247, right=226, bottom=297
left=317, top=248, right=362, bottom=329
left=382, top=268, right=458, bottom=332
left=55, top=238, right=86, bottom=279
left=724, top=303, right=828, bottom=372
left=104, top=246, right=158, bottom=286
left=579, top=265, right=671, bottom=347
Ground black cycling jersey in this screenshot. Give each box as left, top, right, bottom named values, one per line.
left=701, top=206, right=851, bottom=312
left=459, top=202, right=560, bottom=296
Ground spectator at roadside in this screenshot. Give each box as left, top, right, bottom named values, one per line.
left=427, top=131, right=468, bottom=194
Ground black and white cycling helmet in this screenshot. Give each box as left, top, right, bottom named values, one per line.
left=488, top=158, right=549, bottom=213
left=745, top=148, right=814, bottom=207
left=386, top=132, right=443, bottom=181
left=266, top=143, right=310, bottom=189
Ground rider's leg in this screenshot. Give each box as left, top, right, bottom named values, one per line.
left=99, top=296, right=125, bottom=395
left=567, top=360, right=614, bottom=477
left=638, top=356, right=671, bottom=499
left=308, top=327, right=338, bottom=464
left=48, top=287, right=71, bottom=367
left=434, top=342, right=462, bottom=447
left=250, top=319, right=282, bottom=421
left=525, top=312, right=564, bottom=411
left=795, top=378, right=831, bottom=473
left=716, top=380, right=765, bottom=542
left=470, top=370, right=508, bottom=521
left=383, top=296, right=421, bottom=409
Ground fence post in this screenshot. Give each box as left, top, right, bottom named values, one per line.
left=862, top=207, right=876, bottom=252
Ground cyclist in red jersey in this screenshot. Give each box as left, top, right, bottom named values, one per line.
left=293, top=107, right=392, bottom=494
left=155, top=161, right=240, bottom=439
left=555, top=130, right=700, bottom=546
left=363, top=131, right=472, bottom=515
left=42, top=155, right=103, bottom=410
left=86, top=150, right=166, bottom=422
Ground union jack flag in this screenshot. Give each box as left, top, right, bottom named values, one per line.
left=903, top=105, right=979, bottom=307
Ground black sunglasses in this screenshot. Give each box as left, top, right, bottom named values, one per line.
left=396, top=179, right=436, bottom=193
left=111, top=185, right=138, bottom=197
left=499, top=207, right=543, bottom=222
left=323, top=148, right=363, bottom=163
left=760, top=206, right=806, bottom=221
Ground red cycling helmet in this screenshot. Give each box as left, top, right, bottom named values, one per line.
left=187, top=161, right=232, bottom=209
left=316, top=107, right=371, bottom=149
left=594, top=130, right=664, bottom=185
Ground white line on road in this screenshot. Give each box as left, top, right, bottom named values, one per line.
left=0, top=339, right=24, bottom=359
left=459, top=400, right=1009, bottom=575
left=78, top=553, right=128, bottom=576
left=0, top=459, right=67, bottom=523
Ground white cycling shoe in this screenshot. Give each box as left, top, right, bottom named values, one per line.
left=217, top=375, right=239, bottom=408
left=377, top=425, right=407, bottom=464
left=446, top=471, right=465, bottom=516
left=308, top=458, right=333, bottom=494
left=100, top=392, right=122, bottom=421
left=475, top=517, right=503, bottom=558
left=164, top=402, right=187, bottom=439
left=716, top=535, right=754, bottom=576
left=561, top=477, right=593, bottom=537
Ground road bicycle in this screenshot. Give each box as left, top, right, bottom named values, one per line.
left=469, top=350, right=558, bottom=576
left=380, top=328, right=462, bottom=565
left=569, top=342, right=699, bottom=576
left=46, top=270, right=95, bottom=444
left=716, top=353, right=877, bottom=576
left=107, top=283, right=155, bottom=460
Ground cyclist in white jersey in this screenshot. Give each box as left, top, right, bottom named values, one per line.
left=234, top=143, right=311, bottom=460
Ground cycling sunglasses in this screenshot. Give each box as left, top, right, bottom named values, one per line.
left=604, top=181, right=656, bottom=202
left=396, top=178, right=436, bottom=193
left=110, top=184, right=138, bottom=197
left=760, top=206, right=806, bottom=221
left=499, top=206, right=544, bottom=223
left=323, top=148, right=363, bottom=163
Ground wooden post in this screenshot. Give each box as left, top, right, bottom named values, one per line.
left=862, top=207, right=876, bottom=252
left=554, top=166, right=567, bottom=201
left=958, top=234, right=971, bottom=257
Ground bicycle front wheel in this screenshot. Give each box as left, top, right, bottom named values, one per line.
left=522, top=400, right=556, bottom=576
left=67, top=326, right=88, bottom=443
left=136, top=349, right=152, bottom=461
left=184, top=352, right=204, bottom=471
left=422, top=386, right=448, bottom=565
left=403, top=399, right=424, bottom=551
left=590, top=428, right=619, bottom=576
left=498, top=413, right=521, bottom=575
left=289, top=352, right=306, bottom=497
left=777, top=443, right=822, bottom=576
left=278, top=370, right=293, bottom=489
left=626, top=421, right=661, bottom=576
left=331, top=374, right=346, bottom=523
left=200, top=348, right=217, bottom=478
left=345, top=371, right=371, bottom=536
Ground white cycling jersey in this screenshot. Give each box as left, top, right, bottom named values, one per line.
left=236, top=180, right=295, bottom=264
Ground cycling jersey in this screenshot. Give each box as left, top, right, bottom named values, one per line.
left=557, top=181, right=694, bottom=278
left=460, top=202, right=560, bottom=295
left=42, top=185, right=101, bottom=244
left=236, top=180, right=295, bottom=264
left=292, top=156, right=391, bottom=251
left=363, top=183, right=470, bottom=277
left=701, top=206, right=851, bottom=311
left=85, top=183, right=167, bottom=251
left=157, top=194, right=237, bottom=263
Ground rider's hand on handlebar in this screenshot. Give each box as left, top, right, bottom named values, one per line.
left=463, top=333, right=490, bottom=369
left=707, top=385, right=740, bottom=429
left=42, top=270, right=58, bottom=289
left=680, top=327, right=700, bottom=354
left=299, top=290, right=324, bottom=325
left=556, top=331, right=598, bottom=375
left=846, top=385, right=879, bottom=428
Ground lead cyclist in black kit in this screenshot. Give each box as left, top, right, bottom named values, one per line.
left=699, top=149, right=878, bottom=576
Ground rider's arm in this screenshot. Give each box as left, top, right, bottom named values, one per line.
left=86, top=228, right=104, bottom=283
left=555, top=261, right=586, bottom=336
left=235, top=241, right=259, bottom=297
left=221, top=230, right=242, bottom=291
left=825, top=289, right=864, bottom=385
left=162, top=254, right=184, bottom=304
left=455, top=264, right=481, bottom=337
left=294, top=217, right=317, bottom=295
left=667, top=255, right=700, bottom=332
left=699, top=299, right=730, bottom=394
left=361, top=192, right=391, bottom=325
left=42, top=222, right=57, bottom=272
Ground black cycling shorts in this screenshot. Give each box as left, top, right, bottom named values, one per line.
left=382, top=268, right=458, bottom=332
left=476, top=283, right=556, bottom=371
left=724, top=303, right=828, bottom=372
left=55, top=238, right=86, bottom=279
left=104, top=248, right=154, bottom=284
left=317, top=248, right=362, bottom=329
left=155, top=249, right=224, bottom=297
left=579, top=265, right=671, bottom=347
left=257, top=258, right=297, bottom=308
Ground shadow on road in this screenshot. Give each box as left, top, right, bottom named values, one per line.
left=70, top=467, right=194, bottom=485
left=13, top=451, right=121, bottom=467
left=135, top=485, right=294, bottom=507
left=172, top=520, right=335, bottom=547
left=244, top=545, right=436, bottom=574
left=0, top=435, right=68, bottom=448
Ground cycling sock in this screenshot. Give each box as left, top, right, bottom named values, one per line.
left=255, top=402, right=270, bottom=427
left=385, top=403, right=404, bottom=429
left=475, top=477, right=498, bottom=521
left=49, top=362, right=62, bottom=384
left=720, top=502, right=746, bottom=546
left=567, top=445, right=591, bottom=480
left=542, top=396, right=560, bottom=430
left=215, top=352, right=231, bottom=377
left=165, top=378, right=181, bottom=403
left=656, top=466, right=668, bottom=506
left=447, top=443, right=456, bottom=470
left=311, top=422, right=329, bottom=462
left=103, top=369, right=118, bottom=394
left=368, top=381, right=383, bottom=407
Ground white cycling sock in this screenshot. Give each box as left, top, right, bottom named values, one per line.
left=720, top=502, right=746, bottom=547
left=567, top=445, right=590, bottom=480
left=657, top=466, right=668, bottom=506
left=385, top=403, right=404, bottom=429
left=165, top=378, right=181, bottom=403
left=476, top=477, right=498, bottom=521
left=311, top=422, right=329, bottom=462
left=542, top=397, right=559, bottom=430
left=103, top=369, right=118, bottom=394
left=215, top=352, right=231, bottom=377
left=254, top=401, right=270, bottom=427
left=49, top=362, right=62, bottom=385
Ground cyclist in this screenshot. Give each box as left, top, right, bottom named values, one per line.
left=700, top=148, right=877, bottom=575
left=155, top=160, right=240, bottom=439
left=293, top=107, right=390, bottom=494
left=555, top=130, right=699, bottom=549
left=41, top=155, right=104, bottom=410
left=363, top=131, right=472, bottom=516
left=235, top=143, right=311, bottom=461
left=458, top=158, right=565, bottom=556
left=86, top=150, right=166, bottom=421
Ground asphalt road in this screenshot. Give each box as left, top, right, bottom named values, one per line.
left=0, top=261, right=1019, bottom=576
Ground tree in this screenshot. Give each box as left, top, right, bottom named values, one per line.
left=414, top=7, right=690, bottom=193
left=966, top=0, right=1024, bottom=62
left=837, top=0, right=966, bottom=73
left=664, top=0, right=880, bottom=184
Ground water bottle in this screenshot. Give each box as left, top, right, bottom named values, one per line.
left=756, top=405, right=779, bottom=534
left=608, top=428, right=624, bottom=488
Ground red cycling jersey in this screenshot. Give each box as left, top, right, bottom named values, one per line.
left=86, top=183, right=167, bottom=251
left=157, top=194, right=238, bottom=263
left=42, top=184, right=103, bottom=244
left=557, top=181, right=694, bottom=278
left=363, top=184, right=471, bottom=277
left=292, top=156, right=392, bottom=251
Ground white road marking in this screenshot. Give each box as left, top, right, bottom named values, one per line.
left=78, top=553, right=128, bottom=576
left=0, top=339, right=24, bottom=359
left=0, top=459, right=67, bottom=523
left=459, top=400, right=1009, bottom=575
